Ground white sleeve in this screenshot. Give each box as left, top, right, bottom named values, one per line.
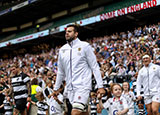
left=85, top=44, right=103, bottom=88
left=157, top=65, right=160, bottom=93
left=54, top=50, right=65, bottom=91
left=136, top=71, right=142, bottom=97
left=157, top=65, right=160, bottom=79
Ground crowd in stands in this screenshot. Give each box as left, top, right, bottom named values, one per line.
left=0, top=22, right=160, bottom=115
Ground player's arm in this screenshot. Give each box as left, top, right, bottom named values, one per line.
left=119, top=98, right=129, bottom=115
left=85, top=44, right=105, bottom=97
left=54, top=51, right=65, bottom=91
left=30, top=101, right=36, bottom=105
left=0, top=104, right=4, bottom=108
left=23, top=73, right=31, bottom=101
left=27, top=81, right=31, bottom=97
left=53, top=95, right=63, bottom=104
left=117, top=108, right=129, bottom=115
left=136, top=71, right=143, bottom=100
left=46, top=110, right=49, bottom=115
left=98, top=99, right=104, bottom=109
left=8, top=87, right=14, bottom=101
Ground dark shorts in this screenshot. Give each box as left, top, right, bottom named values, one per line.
left=15, top=98, right=27, bottom=111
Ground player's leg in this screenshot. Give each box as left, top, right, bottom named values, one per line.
left=71, top=89, right=90, bottom=115
left=13, top=108, right=20, bottom=115
left=151, top=95, right=160, bottom=115
left=145, top=103, right=152, bottom=115
left=144, top=96, right=152, bottom=114
left=21, top=109, right=27, bottom=115
left=151, top=102, right=159, bottom=115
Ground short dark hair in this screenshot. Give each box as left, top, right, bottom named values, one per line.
left=35, top=92, right=44, bottom=101
left=66, top=24, right=79, bottom=33
left=31, top=78, right=38, bottom=85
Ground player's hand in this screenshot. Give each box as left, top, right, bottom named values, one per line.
left=13, top=101, right=15, bottom=105
left=116, top=111, right=122, bottom=115
left=53, top=94, right=58, bottom=101
left=137, top=96, right=142, bottom=101
left=7, top=97, right=10, bottom=101
left=52, top=90, right=59, bottom=97
left=97, top=88, right=105, bottom=99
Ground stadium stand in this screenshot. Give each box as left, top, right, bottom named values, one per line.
left=0, top=0, right=26, bottom=11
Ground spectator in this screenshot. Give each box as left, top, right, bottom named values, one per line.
left=10, top=64, right=31, bottom=115
left=49, top=85, right=64, bottom=115
left=31, top=92, right=49, bottom=115
left=128, top=66, right=136, bottom=76
left=43, top=79, right=53, bottom=104
left=0, top=89, right=13, bottom=115
left=30, top=78, right=42, bottom=115
left=122, top=82, right=135, bottom=115
left=99, top=83, right=129, bottom=115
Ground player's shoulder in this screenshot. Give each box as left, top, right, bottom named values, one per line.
left=60, top=43, right=69, bottom=50
left=59, top=44, right=70, bottom=54
left=79, top=40, right=90, bottom=48
left=151, top=63, right=160, bottom=68
left=139, top=66, right=145, bottom=73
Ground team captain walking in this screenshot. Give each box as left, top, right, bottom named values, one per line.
left=53, top=24, right=105, bottom=115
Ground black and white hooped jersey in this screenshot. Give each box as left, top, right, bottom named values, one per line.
left=139, top=109, right=146, bottom=115
left=36, top=101, right=48, bottom=115
left=11, top=72, right=30, bottom=100
left=3, top=98, right=13, bottom=115
left=102, top=76, right=113, bottom=88
left=89, top=98, right=99, bottom=115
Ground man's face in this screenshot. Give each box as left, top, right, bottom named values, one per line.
left=143, top=57, right=151, bottom=67
left=65, top=27, right=78, bottom=41
left=10, top=67, right=18, bottom=75
left=138, top=103, right=144, bottom=109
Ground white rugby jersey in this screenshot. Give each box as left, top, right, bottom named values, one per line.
left=49, top=93, right=64, bottom=115
left=54, top=38, right=103, bottom=91
left=122, top=91, right=135, bottom=108
left=122, top=91, right=135, bottom=115
left=103, top=96, right=128, bottom=115
left=137, top=63, right=160, bottom=96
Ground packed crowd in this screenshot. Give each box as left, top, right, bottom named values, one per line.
left=0, top=22, right=160, bottom=115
